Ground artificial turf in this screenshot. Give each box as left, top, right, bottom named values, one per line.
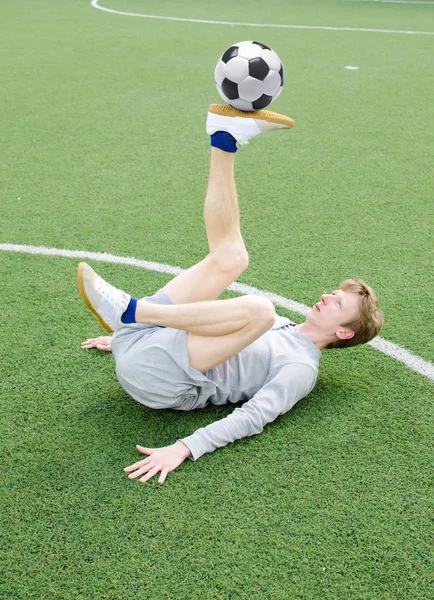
left=1, top=1, right=433, bottom=598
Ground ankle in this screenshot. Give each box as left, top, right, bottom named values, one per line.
left=120, top=297, right=137, bottom=324
left=210, top=131, right=238, bottom=153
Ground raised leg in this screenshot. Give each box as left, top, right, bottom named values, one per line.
left=160, top=147, right=248, bottom=304
left=156, top=102, right=294, bottom=305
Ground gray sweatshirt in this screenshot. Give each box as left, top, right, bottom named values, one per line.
left=181, top=316, right=321, bottom=460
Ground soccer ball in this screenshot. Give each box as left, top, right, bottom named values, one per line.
left=214, top=40, right=284, bottom=112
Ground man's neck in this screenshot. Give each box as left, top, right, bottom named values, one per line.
left=293, top=322, right=333, bottom=350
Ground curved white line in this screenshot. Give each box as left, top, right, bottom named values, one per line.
left=1, top=243, right=433, bottom=383
left=90, top=0, right=434, bottom=35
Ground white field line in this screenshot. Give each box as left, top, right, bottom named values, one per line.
left=90, top=0, right=434, bottom=35
left=1, top=242, right=433, bottom=383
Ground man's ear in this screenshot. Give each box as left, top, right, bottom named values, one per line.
left=336, top=328, right=355, bottom=341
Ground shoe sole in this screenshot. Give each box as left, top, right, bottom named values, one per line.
left=208, top=104, right=294, bottom=128
left=77, top=262, right=114, bottom=333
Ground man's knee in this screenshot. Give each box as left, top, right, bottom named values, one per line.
left=210, top=242, right=249, bottom=278
left=244, top=295, right=275, bottom=332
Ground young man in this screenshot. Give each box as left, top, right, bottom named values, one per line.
left=78, top=104, right=383, bottom=484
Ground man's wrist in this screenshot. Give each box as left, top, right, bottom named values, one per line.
left=176, top=440, right=192, bottom=459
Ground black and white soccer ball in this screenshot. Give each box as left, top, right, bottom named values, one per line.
left=214, top=40, right=284, bottom=112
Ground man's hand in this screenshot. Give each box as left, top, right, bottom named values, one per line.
left=124, top=441, right=192, bottom=484
left=81, top=336, right=112, bottom=352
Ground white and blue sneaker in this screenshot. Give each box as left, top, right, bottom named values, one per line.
left=77, top=262, right=130, bottom=332
left=206, top=103, right=294, bottom=146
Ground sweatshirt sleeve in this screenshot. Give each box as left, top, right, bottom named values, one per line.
left=180, top=361, right=317, bottom=461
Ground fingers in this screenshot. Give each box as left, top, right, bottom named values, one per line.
left=81, top=337, right=111, bottom=351
left=158, top=469, right=169, bottom=485
left=126, top=461, right=153, bottom=480
left=81, top=337, right=102, bottom=347
left=124, top=447, right=171, bottom=485
left=124, top=444, right=185, bottom=485
left=96, top=343, right=110, bottom=351
left=124, top=456, right=152, bottom=474
left=136, top=445, right=153, bottom=455
left=139, top=467, right=160, bottom=483
left=124, top=460, right=166, bottom=484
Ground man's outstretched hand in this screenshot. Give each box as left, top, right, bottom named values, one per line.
left=124, top=441, right=192, bottom=484
left=81, top=337, right=192, bottom=483
left=81, top=336, right=112, bottom=352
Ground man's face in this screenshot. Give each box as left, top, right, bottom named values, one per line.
left=307, top=289, right=361, bottom=339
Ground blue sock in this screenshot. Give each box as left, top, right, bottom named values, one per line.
left=121, top=297, right=138, bottom=324
left=210, top=131, right=238, bottom=153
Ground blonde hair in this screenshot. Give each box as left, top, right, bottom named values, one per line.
left=326, top=278, right=383, bottom=349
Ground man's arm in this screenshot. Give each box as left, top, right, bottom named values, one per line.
left=181, top=361, right=317, bottom=461
left=125, top=361, right=317, bottom=484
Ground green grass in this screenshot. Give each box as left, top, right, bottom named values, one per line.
left=1, top=1, right=433, bottom=599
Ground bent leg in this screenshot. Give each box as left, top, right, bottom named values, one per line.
left=134, top=293, right=275, bottom=372
left=135, top=293, right=273, bottom=337
left=161, top=148, right=248, bottom=304
left=187, top=325, right=270, bottom=373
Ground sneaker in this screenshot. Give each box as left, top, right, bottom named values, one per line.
left=206, top=104, right=294, bottom=146
left=77, top=262, right=130, bottom=332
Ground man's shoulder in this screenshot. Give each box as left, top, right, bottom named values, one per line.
left=272, top=314, right=294, bottom=329
left=269, top=326, right=321, bottom=366
left=264, top=356, right=319, bottom=400
left=274, top=354, right=319, bottom=376
left=270, top=336, right=321, bottom=386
